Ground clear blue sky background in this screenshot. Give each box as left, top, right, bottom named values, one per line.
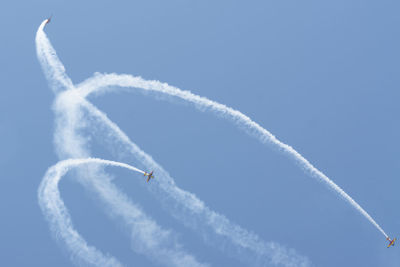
left=1, top=1, right=399, bottom=266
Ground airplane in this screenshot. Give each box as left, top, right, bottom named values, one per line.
left=387, top=237, right=396, bottom=248
left=45, top=15, right=52, bottom=25
left=144, top=171, right=154, bottom=182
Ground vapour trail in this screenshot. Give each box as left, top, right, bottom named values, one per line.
left=38, top=158, right=209, bottom=267
left=69, top=92, right=310, bottom=267
left=37, top=19, right=310, bottom=267
left=35, top=20, right=74, bottom=93
left=38, top=158, right=138, bottom=267
left=36, top=21, right=209, bottom=267
left=77, top=72, right=388, bottom=239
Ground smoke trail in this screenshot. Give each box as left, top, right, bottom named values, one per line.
left=62, top=92, right=310, bottom=267
left=36, top=21, right=209, bottom=267
left=35, top=20, right=73, bottom=93
left=36, top=18, right=311, bottom=266
left=38, top=158, right=209, bottom=267
left=35, top=13, right=387, bottom=265
left=35, top=18, right=310, bottom=265
left=76, top=73, right=388, bottom=239
left=37, top=158, right=128, bottom=267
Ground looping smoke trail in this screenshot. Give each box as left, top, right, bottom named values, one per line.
left=76, top=73, right=388, bottom=239
left=36, top=21, right=210, bottom=267
left=37, top=19, right=312, bottom=266
left=38, top=158, right=134, bottom=267
left=36, top=19, right=311, bottom=266
left=38, top=158, right=209, bottom=267
left=65, top=90, right=310, bottom=267
left=36, top=15, right=386, bottom=266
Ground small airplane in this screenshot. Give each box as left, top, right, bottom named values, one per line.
left=387, top=237, right=396, bottom=248
left=144, top=171, right=154, bottom=182
left=45, top=15, right=52, bottom=25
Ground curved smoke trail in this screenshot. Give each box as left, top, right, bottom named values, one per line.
left=35, top=21, right=73, bottom=93
left=37, top=18, right=310, bottom=266
left=38, top=158, right=124, bottom=267
left=57, top=89, right=310, bottom=267
left=37, top=16, right=388, bottom=266
left=38, top=158, right=209, bottom=267
left=76, top=72, right=388, bottom=239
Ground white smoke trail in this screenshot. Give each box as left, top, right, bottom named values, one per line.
left=76, top=73, right=388, bottom=239
left=38, top=158, right=127, bottom=267
left=35, top=20, right=74, bottom=93
left=36, top=21, right=209, bottom=267
left=35, top=15, right=387, bottom=266
left=36, top=19, right=310, bottom=265
left=36, top=18, right=311, bottom=266
left=66, top=92, right=310, bottom=267
left=38, top=158, right=209, bottom=267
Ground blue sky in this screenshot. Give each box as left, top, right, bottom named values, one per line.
left=1, top=1, right=400, bottom=266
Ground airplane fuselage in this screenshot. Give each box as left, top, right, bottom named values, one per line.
left=144, top=171, right=154, bottom=182
left=387, top=238, right=396, bottom=248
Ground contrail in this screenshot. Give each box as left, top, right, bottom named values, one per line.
left=38, top=158, right=209, bottom=267
left=37, top=158, right=128, bottom=267
left=36, top=20, right=311, bottom=266
left=35, top=15, right=388, bottom=266
left=36, top=21, right=210, bottom=267
left=76, top=72, right=389, bottom=239
left=37, top=19, right=311, bottom=267
left=35, top=20, right=73, bottom=93
left=61, top=91, right=310, bottom=267
left=35, top=19, right=310, bottom=266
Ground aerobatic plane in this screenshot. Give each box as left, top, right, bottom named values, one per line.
left=387, top=237, right=396, bottom=248
left=144, top=171, right=154, bottom=182
left=45, top=15, right=52, bottom=25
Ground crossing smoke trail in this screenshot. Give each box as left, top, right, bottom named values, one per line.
left=38, top=158, right=209, bottom=267
left=36, top=20, right=209, bottom=267
left=35, top=15, right=386, bottom=265
left=59, top=91, right=310, bottom=267
left=37, top=18, right=310, bottom=267
left=76, top=72, right=389, bottom=239
left=38, top=158, right=144, bottom=267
